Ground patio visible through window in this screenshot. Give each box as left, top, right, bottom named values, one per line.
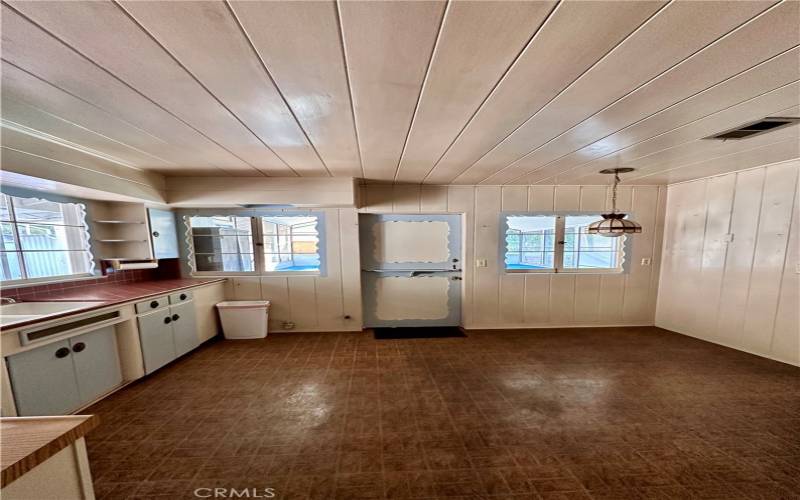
left=261, top=216, right=320, bottom=272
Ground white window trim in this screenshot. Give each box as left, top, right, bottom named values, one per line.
left=501, top=212, right=629, bottom=275
left=185, top=212, right=325, bottom=277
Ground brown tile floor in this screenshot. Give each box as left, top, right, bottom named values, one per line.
left=85, top=327, right=800, bottom=499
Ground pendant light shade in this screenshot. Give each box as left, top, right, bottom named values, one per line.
left=587, top=168, right=642, bottom=238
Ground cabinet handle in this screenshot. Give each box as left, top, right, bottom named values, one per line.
left=55, top=347, right=70, bottom=359
left=164, top=317, right=172, bottom=324
left=172, top=314, right=180, bottom=321
left=150, top=301, right=159, bottom=309
left=179, top=293, right=187, bottom=300
left=72, top=342, right=86, bottom=353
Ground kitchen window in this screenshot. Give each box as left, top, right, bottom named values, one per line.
left=187, top=213, right=323, bottom=275
left=503, top=214, right=625, bottom=273
left=0, top=194, right=95, bottom=284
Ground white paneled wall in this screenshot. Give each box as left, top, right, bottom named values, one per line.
left=657, top=160, right=799, bottom=366
left=224, top=208, right=363, bottom=332
left=360, top=184, right=667, bottom=329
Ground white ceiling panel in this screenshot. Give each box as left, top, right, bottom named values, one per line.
left=392, top=0, right=556, bottom=183
left=474, top=1, right=799, bottom=185
left=450, top=0, right=778, bottom=184
left=0, top=0, right=796, bottom=186
left=117, top=0, right=330, bottom=177
left=422, top=0, right=667, bottom=184
left=339, top=0, right=446, bottom=181
left=4, top=0, right=293, bottom=176
left=229, top=0, right=362, bottom=178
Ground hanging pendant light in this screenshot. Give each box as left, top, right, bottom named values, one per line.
left=587, top=168, right=642, bottom=238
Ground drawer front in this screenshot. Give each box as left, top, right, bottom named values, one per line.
left=169, top=290, right=193, bottom=305
left=135, top=295, right=169, bottom=314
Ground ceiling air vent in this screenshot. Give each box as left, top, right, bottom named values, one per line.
left=706, top=117, right=800, bottom=140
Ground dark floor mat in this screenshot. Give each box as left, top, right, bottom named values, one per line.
left=372, top=326, right=466, bottom=339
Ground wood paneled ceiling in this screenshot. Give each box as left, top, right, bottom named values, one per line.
left=1, top=0, right=798, bottom=185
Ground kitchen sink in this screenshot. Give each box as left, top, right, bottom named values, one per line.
left=0, top=302, right=100, bottom=327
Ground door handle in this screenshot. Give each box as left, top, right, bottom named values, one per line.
left=72, top=342, right=86, bottom=353
left=55, top=347, right=70, bottom=358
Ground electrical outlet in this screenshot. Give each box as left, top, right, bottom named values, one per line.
left=476, top=259, right=488, bottom=268
left=282, top=321, right=295, bottom=330
left=641, top=258, right=651, bottom=266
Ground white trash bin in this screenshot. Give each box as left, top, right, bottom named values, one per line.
left=216, top=301, right=270, bottom=339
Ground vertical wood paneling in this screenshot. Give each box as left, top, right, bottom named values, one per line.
left=287, top=276, right=318, bottom=329
left=392, top=185, right=422, bottom=213
left=473, top=186, right=502, bottom=326
left=315, top=209, right=345, bottom=330
left=715, top=168, right=765, bottom=345
left=260, top=277, right=291, bottom=330
left=657, top=160, right=799, bottom=365
left=741, top=163, right=798, bottom=353
left=339, top=209, right=363, bottom=329
left=529, top=185, right=555, bottom=211
left=499, top=187, right=527, bottom=324
left=420, top=186, right=448, bottom=212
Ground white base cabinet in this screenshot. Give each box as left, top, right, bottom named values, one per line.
left=136, top=294, right=199, bottom=374
left=6, top=326, right=122, bottom=416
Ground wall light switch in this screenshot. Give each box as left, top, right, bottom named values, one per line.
left=641, top=258, right=652, bottom=266
left=476, top=259, right=488, bottom=268
left=723, top=233, right=735, bottom=243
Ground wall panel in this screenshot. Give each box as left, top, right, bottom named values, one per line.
left=656, top=160, right=799, bottom=365
left=361, top=183, right=666, bottom=329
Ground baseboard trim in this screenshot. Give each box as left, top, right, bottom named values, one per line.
left=462, top=322, right=654, bottom=330
left=655, top=322, right=800, bottom=367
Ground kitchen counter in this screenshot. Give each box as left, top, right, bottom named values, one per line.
left=0, top=278, right=225, bottom=331
left=1, top=415, right=98, bottom=488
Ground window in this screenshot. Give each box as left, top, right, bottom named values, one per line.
left=189, top=216, right=255, bottom=273
left=1, top=194, right=94, bottom=283
left=187, top=214, right=323, bottom=275
left=503, top=214, right=625, bottom=273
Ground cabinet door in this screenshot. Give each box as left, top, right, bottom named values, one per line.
left=148, top=208, right=179, bottom=259
left=6, top=340, right=80, bottom=416
left=171, top=302, right=199, bottom=358
left=70, top=326, right=123, bottom=405
left=137, top=310, right=177, bottom=374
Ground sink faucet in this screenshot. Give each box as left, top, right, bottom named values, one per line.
left=1, top=297, right=18, bottom=304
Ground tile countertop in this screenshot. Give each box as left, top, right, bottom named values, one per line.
left=1, top=415, right=99, bottom=487
left=0, top=278, right=226, bottom=332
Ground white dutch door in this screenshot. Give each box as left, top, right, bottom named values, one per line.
left=360, top=214, right=462, bottom=327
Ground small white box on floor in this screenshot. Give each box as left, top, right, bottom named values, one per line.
left=216, top=301, right=270, bottom=339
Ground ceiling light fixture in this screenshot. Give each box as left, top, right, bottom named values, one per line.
left=587, top=168, right=642, bottom=238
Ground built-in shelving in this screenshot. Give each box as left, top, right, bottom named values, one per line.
left=91, top=202, right=153, bottom=263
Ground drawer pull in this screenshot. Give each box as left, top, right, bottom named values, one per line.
left=172, top=314, right=180, bottom=321
left=179, top=293, right=187, bottom=301
left=150, top=300, right=159, bottom=309
left=72, top=342, right=86, bottom=353
left=55, top=347, right=70, bottom=359
left=164, top=317, right=172, bottom=325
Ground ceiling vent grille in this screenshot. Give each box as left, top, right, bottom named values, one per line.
left=706, top=117, right=800, bottom=140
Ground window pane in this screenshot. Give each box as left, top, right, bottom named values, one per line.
left=0, top=252, right=24, bottom=280
left=11, top=197, right=85, bottom=226
left=504, top=216, right=556, bottom=270
left=22, top=251, right=92, bottom=278
left=16, top=224, right=89, bottom=251
left=189, top=216, right=255, bottom=273
left=193, top=253, right=255, bottom=272
left=0, top=195, right=11, bottom=221
left=2, top=223, right=18, bottom=251
left=260, top=216, right=321, bottom=272
left=563, top=216, right=623, bottom=269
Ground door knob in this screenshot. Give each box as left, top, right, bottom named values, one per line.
left=72, top=342, right=86, bottom=353
left=55, top=347, right=70, bottom=358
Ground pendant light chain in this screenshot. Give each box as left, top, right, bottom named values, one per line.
left=587, top=167, right=643, bottom=237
